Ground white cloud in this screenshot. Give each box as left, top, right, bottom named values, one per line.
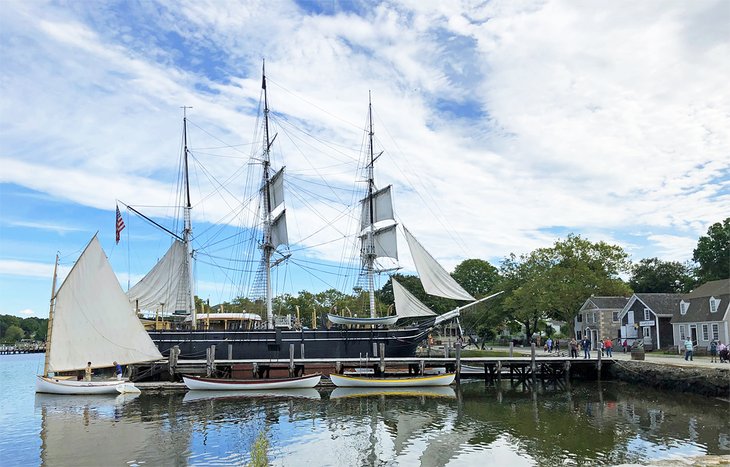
left=0, top=0, right=728, bottom=317
left=17, top=308, right=35, bottom=316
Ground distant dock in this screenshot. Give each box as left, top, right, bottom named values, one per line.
left=0, top=344, right=45, bottom=355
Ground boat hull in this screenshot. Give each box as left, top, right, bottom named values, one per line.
left=35, top=376, right=129, bottom=395
left=329, top=373, right=455, bottom=387
left=182, top=374, right=321, bottom=390
left=149, top=327, right=427, bottom=360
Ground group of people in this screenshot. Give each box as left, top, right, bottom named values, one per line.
left=566, top=337, right=593, bottom=358
left=542, top=337, right=561, bottom=353
left=709, top=340, right=729, bottom=363
left=83, top=361, right=124, bottom=381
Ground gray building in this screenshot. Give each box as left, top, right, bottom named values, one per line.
left=618, top=293, right=681, bottom=351
left=672, top=279, right=730, bottom=349
left=575, top=296, right=629, bottom=349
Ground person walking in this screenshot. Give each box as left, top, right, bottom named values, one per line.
left=582, top=337, right=591, bottom=359
left=547, top=337, right=553, bottom=353
left=683, top=337, right=694, bottom=361
left=719, top=341, right=728, bottom=363
left=622, top=339, right=628, bottom=353
left=709, top=340, right=718, bottom=363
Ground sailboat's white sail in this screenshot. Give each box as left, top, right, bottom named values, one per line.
left=267, top=168, right=286, bottom=211
left=403, top=227, right=475, bottom=301
left=392, top=278, right=437, bottom=318
left=48, top=236, right=162, bottom=372
left=127, top=240, right=190, bottom=313
left=271, top=210, right=288, bottom=247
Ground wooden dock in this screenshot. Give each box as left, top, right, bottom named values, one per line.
left=131, top=343, right=610, bottom=384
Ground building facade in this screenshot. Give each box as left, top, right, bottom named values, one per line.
left=671, top=279, right=730, bottom=350
left=618, top=294, right=681, bottom=351
left=575, top=297, right=629, bottom=349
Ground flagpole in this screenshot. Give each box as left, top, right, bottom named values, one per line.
left=126, top=206, right=130, bottom=292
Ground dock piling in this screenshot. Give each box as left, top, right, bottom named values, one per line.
left=379, top=343, right=386, bottom=374
left=289, top=344, right=295, bottom=376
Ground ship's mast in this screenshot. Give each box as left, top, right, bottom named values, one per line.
left=42, top=254, right=59, bottom=377
left=261, top=61, right=275, bottom=329
left=365, top=92, right=377, bottom=318
left=181, top=106, right=196, bottom=329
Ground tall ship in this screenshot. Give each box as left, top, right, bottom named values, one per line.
left=122, top=64, right=498, bottom=361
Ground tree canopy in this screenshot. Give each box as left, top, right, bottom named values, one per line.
left=500, top=235, right=632, bottom=340
left=629, top=258, right=695, bottom=293
left=693, top=217, right=730, bottom=283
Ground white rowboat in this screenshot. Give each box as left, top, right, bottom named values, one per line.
left=35, top=376, right=129, bottom=395
left=182, top=373, right=321, bottom=390
left=329, top=373, right=455, bottom=387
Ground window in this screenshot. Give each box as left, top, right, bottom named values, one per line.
left=709, top=297, right=719, bottom=313
left=712, top=323, right=719, bottom=341
left=701, top=324, right=709, bottom=342
left=680, top=301, right=688, bottom=315
left=613, top=311, right=620, bottom=322
left=644, top=308, right=651, bottom=321
left=593, top=312, right=597, bottom=324
left=577, top=314, right=583, bottom=322
left=643, top=327, right=651, bottom=338
left=679, top=325, right=686, bottom=341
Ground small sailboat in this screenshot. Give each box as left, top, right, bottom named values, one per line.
left=182, top=373, right=321, bottom=390
left=329, top=373, right=455, bottom=388
left=36, top=236, right=163, bottom=394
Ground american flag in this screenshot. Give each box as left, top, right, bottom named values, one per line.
left=115, top=204, right=125, bottom=244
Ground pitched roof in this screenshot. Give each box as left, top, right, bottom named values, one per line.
left=634, top=293, right=683, bottom=317
left=582, top=296, right=629, bottom=310
left=685, top=279, right=730, bottom=298
left=673, top=279, right=730, bottom=323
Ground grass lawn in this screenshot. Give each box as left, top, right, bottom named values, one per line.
left=460, top=349, right=514, bottom=358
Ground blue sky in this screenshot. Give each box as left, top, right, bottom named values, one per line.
left=1, top=0, right=729, bottom=319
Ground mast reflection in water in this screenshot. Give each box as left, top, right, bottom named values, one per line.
left=30, top=380, right=730, bottom=466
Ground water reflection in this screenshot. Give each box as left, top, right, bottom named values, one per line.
left=30, top=380, right=730, bottom=466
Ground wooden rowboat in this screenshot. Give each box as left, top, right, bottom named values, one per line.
left=182, top=373, right=321, bottom=391
left=329, top=373, right=455, bottom=388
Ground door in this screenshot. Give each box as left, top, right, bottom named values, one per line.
left=690, top=326, right=698, bottom=345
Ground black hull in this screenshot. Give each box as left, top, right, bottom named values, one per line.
left=148, top=327, right=429, bottom=360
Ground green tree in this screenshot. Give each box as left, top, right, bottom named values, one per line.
left=501, top=234, right=632, bottom=340
left=4, top=324, right=24, bottom=343
left=693, top=218, right=730, bottom=283
left=629, top=258, right=695, bottom=293
left=451, top=259, right=500, bottom=297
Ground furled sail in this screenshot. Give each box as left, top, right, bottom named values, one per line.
left=48, top=236, right=163, bottom=372
left=360, top=185, right=394, bottom=231
left=392, top=278, right=437, bottom=318
left=127, top=240, right=190, bottom=313
left=361, top=224, right=398, bottom=260
left=403, top=227, right=475, bottom=301
left=271, top=210, right=288, bottom=248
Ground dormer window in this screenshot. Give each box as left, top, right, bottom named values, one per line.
left=709, top=297, right=719, bottom=313
left=680, top=301, right=689, bottom=315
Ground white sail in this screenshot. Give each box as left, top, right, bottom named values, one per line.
left=392, top=278, right=437, bottom=318
left=361, top=224, right=398, bottom=260
left=271, top=210, right=288, bottom=248
left=127, top=240, right=190, bottom=314
left=403, top=227, right=475, bottom=301
left=48, top=236, right=162, bottom=372
left=267, top=167, right=285, bottom=211
left=360, top=185, right=394, bottom=231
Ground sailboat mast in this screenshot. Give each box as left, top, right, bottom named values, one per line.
left=43, top=253, right=59, bottom=377
left=261, top=61, right=275, bottom=329
left=182, top=106, right=196, bottom=329
left=366, top=92, right=377, bottom=318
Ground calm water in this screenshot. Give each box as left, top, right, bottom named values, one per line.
left=1, top=353, right=728, bottom=466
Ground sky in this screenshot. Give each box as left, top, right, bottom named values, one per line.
left=1, top=0, right=728, bottom=319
